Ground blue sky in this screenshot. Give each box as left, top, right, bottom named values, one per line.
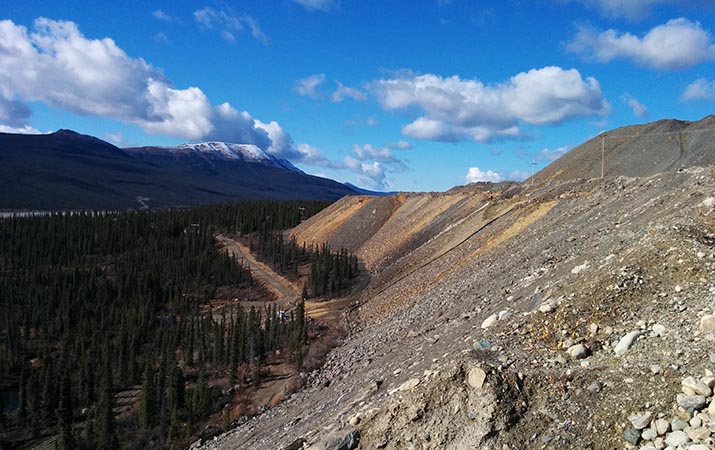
left=1, top=1, right=715, bottom=191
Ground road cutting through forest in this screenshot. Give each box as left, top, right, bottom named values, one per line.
left=216, top=234, right=353, bottom=321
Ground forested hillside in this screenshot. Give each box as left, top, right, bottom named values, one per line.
left=0, top=200, right=357, bottom=450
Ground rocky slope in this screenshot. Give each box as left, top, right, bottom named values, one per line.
left=199, top=120, right=715, bottom=450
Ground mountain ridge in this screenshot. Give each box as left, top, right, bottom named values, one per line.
left=0, top=129, right=360, bottom=210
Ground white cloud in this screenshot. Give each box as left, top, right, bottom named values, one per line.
left=465, top=167, right=503, bottom=184
left=331, top=82, right=367, bottom=102
left=344, top=155, right=388, bottom=190
left=291, top=0, right=336, bottom=11
left=387, top=140, right=412, bottom=150
left=104, top=131, right=129, bottom=147
left=294, top=74, right=326, bottom=98
left=567, top=18, right=715, bottom=70
left=622, top=94, right=648, bottom=117
left=154, top=32, right=170, bottom=45
left=566, top=0, right=673, bottom=21
left=0, top=124, right=41, bottom=134
left=193, top=7, right=268, bottom=45
left=366, top=117, right=379, bottom=126
left=539, top=145, right=572, bottom=162
left=682, top=78, right=715, bottom=101
left=152, top=10, right=178, bottom=23
left=0, top=18, right=283, bottom=149
left=373, top=66, right=609, bottom=143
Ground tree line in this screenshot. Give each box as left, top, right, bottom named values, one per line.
left=0, top=200, right=328, bottom=450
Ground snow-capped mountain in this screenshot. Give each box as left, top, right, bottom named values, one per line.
left=0, top=130, right=357, bottom=210
left=129, top=141, right=303, bottom=173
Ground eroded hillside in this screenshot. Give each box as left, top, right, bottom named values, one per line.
left=199, top=166, right=715, bottom=450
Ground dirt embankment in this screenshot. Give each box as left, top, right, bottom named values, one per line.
left=201, top=165, right=715, bottom=450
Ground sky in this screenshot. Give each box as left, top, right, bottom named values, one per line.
left=1, top=0, right=715, bottom=192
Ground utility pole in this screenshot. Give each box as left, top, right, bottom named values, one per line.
left=531, top=158, right=538, bottom=187
left=601, top=135, right=605, bottom=179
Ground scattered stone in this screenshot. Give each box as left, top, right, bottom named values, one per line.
left=322, top=429, right=360, bottom=450
left=641, top=428, right=657, bottom=441
left=671, top=418, right=688, bottom=431
left=467, top=367, right=487, bottom=389
left=664, top=430, right=689, bottom=447
left=481, top=314, right=497, bottom=329
left=571, top=261, right=590, bottom=275
left=687, top=426, right=711, bottom=441
left=615, top=330, right=642, bottom=356
left=473, top=339, right=492, bottom=350
left=348, top=414, right=361, bottom=426
left=587, top=381, right=603, bottom=394
left=700, top=315, right=715, bottom=333
left=538, top=298, right=557, bottom=313
left=651, top=324, right=666, bottom=337
left=623, top=426, right=640, bottom=445
left=689, top=445, right=711, bottom=450
left=629, top=411, right=654, bottom=429
left=566, top=343, right=588, bottom=359
left=682, top=376, right=712, bottom=397
left=702, top=196, right=715, bottom=208
left=498, top=310, right=512, bottom=321
left=654, top=418, right=670, bottom=435
left=399, top=378, right=421, bottom=392
left=650, top=364, right=661, bottom=374
left=676, top=394, right=707, bottom=410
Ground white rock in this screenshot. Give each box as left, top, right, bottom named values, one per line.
left=682, top=376, right=712, bottom=397
left=709, top=399, right=715, bottom=416
left=687, top=426, right=711, bottom=441
left=467, top=367, right=486, bottom=389
left=399, top=378, right=420, bottom=391
left=566, top=344, right=588, bottom=359
left=700, top=315, right=715, bottom=333
left=641, top=428, right=657, bottom=441
left=654, top=418, right=670, bottom=435
left=702, top=197, right=715, bottom=208
left=498, top=310, right=512, bottom=321
left=676, top=393, right=707, bottom=410
left=481, top=314, right=498, bottom=329
left=651, top=324, right=666, bottom=337
left=664, top=430, right=689, bottom=447
left=615, top=330, right=642, bottom=356
left=630, top=411, right=654, bottom=429
left=688, top=445, right=710, bottom=450
left=571, top=261, right=590, bottom=275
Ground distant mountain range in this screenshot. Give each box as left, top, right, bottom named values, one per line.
left=0, top=130, right=362, bottom=211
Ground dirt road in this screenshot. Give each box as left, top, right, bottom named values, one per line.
left=216, top=235, right=300, bottom=309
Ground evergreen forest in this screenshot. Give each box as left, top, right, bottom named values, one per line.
left=0, top=200, right=358, bottom=450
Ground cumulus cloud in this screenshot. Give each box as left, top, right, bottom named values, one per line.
left=622, top=94, right=648, bottom=117
left=344, top=156, right=388, bottom=190
left=465, top=167, right=504, bottom=184
left=294, top=74, right=326, bottom=98
left=372, top=66, right=609, bottom=143
left=341, top=143, right=409, bottom=189
left=567, top=19, right=715, bottom=70
left=0, top=124, right=41, bottom=134
left=682, top=78, right=715, bottom=101
left=291, top=0, right=336, bottom=11
left=193, top=6, right=268, bottom=44
left=0, top=18, right=287, bottom=150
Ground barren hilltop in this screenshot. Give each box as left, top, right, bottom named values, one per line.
left=200, top=116, right=715, bottom=450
